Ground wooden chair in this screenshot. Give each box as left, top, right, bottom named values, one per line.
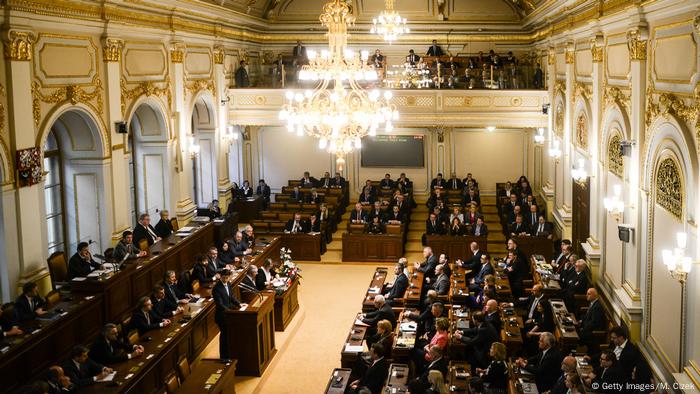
left=176, top=355, right=191, bottom=382
left=138, top=239, right=149, bottom=252
left=164, top=372, right=180, bottom=393
left=46, top=251, right=68, bottom=289
left=251, top=221, right=269, bottom=233
left=45, top=289, right=61, bottom=305
left=170, top=217, right=179, bottom=231
left=348, top=224, right=366, bottom=234
left=385, top=224, right=402, bottom=234
left=261, top=212, right=278, bottom=220
left=191, top=280, right=200, bottom=294
left=269, top=222, right=285, bottom=233
left=127, top=329, right=139, bottom=346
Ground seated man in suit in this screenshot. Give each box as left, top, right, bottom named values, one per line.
left=385, top=205, right=404, bottom=225
left=285, top=212, right=306, bottom=234
left=151, top=284, right=183, bottom=319
left=405, top=302, right=445, bottom=340
left=515, top=332, right=563, bottom=392
left=409, top=345, right=449, bottom=393
left=367, top=201, right=384, bottom=223
left=206, top=245, right=228, bottom=271
left=532, top=215, right=553, bottom=238
left=113, top=230, right=147, bottom=261
left=213, top=269, right=245, bottom=362
left=350, top=203, right=368, bottom=224
left=307, top=213, right=321, bottom=233
left=468, top=254, right=495, bottom=292
left=426, top=188, right=446, bottom=210
left=447, top=173, right=463, bottom=190
left=317, top=171, right=333, bottom=188
left=484, top=299, right=502, bottom=332
left=191, top=254, right=218, bottom=285
left=300, top=171, right=317, bottom=188
left=0, top=303, right=23, bottom=337
left=132, top=213, right=161, bottom=247
left=575, top=287, right=607, bottom=351
left=431, top=264, right=450, bottom=295
left=229, top=231, right=253, bottom=257
left=347, top=343, right=389, bottom=394
left=154, top=210, right=174, bottom=239
left=163, top=270, right=192, bottom=308
left=256, top=258, right=276, bottom=290
left=45, top=365, right=75, bottom=393
left=89, top=323, right=143, bottom=365
left=517, top=284, right=545, bottom=328
left=471, top=216, right=488, bottom=237
left=256, top=179, right=271, bottom=209
left=425, top=212, right=445, bottom=238
left=331, top=171, right=345, bottom=188
left=306, top=188, right=324, bottom=204
left=63, top=345, right=112, bottom=388
left=131, top=295, right=171, bottom=335
left=359, top=187, right=376, bottom=205
left=414, top=247, right=439, bottom=283
left=361, top=295, right=396, bottom=334
left=464, top=189, right=481, bottom=208
left=510, top=214, right=530, bottom=237
left=454, top=312, right=498, bottom=369
left=503, top=193, right=521, bottom=214
left=526, top=204, right=540, bottom=230
left=67, top=241, right=101, bottom=280
left=583, top=350, right=624, bottom=393
left=242, top=225, right=256, bottom=248
left=14, top=281, right=47, bottom=321
left=379, top=173, right=394, bottom=189
left=384, top=260, right=409, bottom=305
left=240, top=265, right=259, bottom=297
left=289, top=185, right=304, bottom=203
left=430, top=173, right=447, bottom=190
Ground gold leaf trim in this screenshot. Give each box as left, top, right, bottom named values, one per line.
left=608, top=133, right=624, bottom=178
left=655, top=157, right=683, bottom=221
left=120, top=77, right=172, bottom=117
left=31, top=75, right=104, bottom=129
left=627, top=30, right=647, bottom=61
left=3, top=30, right=35, bottom=61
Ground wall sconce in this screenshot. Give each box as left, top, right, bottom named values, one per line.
left=549, top=139, right=561, bottom=162
left=603, top=184, right=625, bottom=220
left=662, top=232, right=693, bottom=283
left=188, top=135, right=200, bottom=158
left=534, top=128, right=545, bottom=145
left=571, top=158, right=588, bottom=183
left=223, top=125, right=239, bottom=144
left=220, top=96, right=230, bottom=106
left=486, top=126, right=496, bottom=132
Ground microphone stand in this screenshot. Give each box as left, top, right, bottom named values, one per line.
left=237, top=281, right=264, bottom=304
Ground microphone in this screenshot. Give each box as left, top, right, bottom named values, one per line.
left=238, top=282, right=264, bottom=303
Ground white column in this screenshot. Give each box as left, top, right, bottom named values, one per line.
left=561, top=46, right=574, bottom=217
left=171, top=43, right=196, bottom=221
left=543, top=48, right=556, bottom=220
left=214, top=47, right=233, bottom=208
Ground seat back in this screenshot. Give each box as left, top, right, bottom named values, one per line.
left=191, top=279, right=200, bottom=293
left=127, top=329, right=139, bottom=346
left=170, top=218, right=179, bottom=231
left=269, top=222, right=285, bottom=233
left=164, top=372, right=179, bottom=394
left=261, top=212, right=278, bottom=220
left=138, top=239, right=149, bottom=252
left=177, top=355, right=191, bottom=382
left=349, top=224, right=366, bottom=234
left=46, top=289, right=61, bottom=305
left=251, top=221, right=270, bottom=233
left=385, top=224, right=402, bottom=234
left=47, top=251, right=68, bottom=287
left=278, top=213, right=294, bottom=223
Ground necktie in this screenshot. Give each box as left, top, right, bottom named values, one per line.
left=533, top=213, right=537, bottom=225
left=145, top=311, right=151, bottom=325
left=539, top=224, right=544, bottom=234
left=168, top=285, right=177, bottom=301
left=453, top=179, right=457, bottom=188
left=528, top=297, right=538, bottom=319
left=108, top=339, right=113, bottom=354
left=224, top=283, right=230, bottom=298
left=146, top=225, right=157, bottom=241
left=29, top=297, right=34, bottom=311
left=475, top=226, right=480, bottom=236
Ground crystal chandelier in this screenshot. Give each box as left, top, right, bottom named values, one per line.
left=279, top=0, right=398, bottom=170
left=371, top=0, right=409, bottom=43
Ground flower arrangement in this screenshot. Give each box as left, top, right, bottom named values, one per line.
left=273, top=248, right=302, bottom=294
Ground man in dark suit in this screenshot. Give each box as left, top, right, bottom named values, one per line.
left=292, top=40, right=307, bottom=62
left=359, top=188, right=376, bottom=205
left=154, top=210, right=174, bottom=239
left=426, top=40, right=444, bottom=56
left=151, top=284, right=182, bottom=319
left=163, top=270, right=192, bottom=309
left=456, top=241, right=483, bottom=273
left=484, top=299, right=502, bottom=331
left=317, top=171, right=332, bottom=188
left=409, top=345, right=449, bottom=393
left=306, top=188, right=324, bottom=204
left=510, top=215, right=530, bottom=237
left=552, top=241, right=572, bottom=270
left=576, top=288, right=607, bottom=350
left=350, top=203, right=368, bottom=223
left=471, top=216, right=488, bottom=237
left=526, top=204, right=540, bottom=229
left=430, top=173, right=447, bottom=189
left=229, top=231, right=253, bottom=257
left=45, top=365, right=75, bottom=394
left=609, top=326, right=641, bottom=381
left=414, top=247, right=439, bottom=282
left=468, top=254, right=494, bottom=292
left=406, top=302, right=444, bottom=339
left=561, top=260, right=589, bottom=310
left=67, top=242, right=101, bottom=280
left=532, top=215, right=553, bottom=238
left=300, top=171, right=317, bottom=188
left=362, top=295, right=396, bottom=332
left=235, top=60, right=249, bottom=87
left=113, top=230, right=146, bottom=261
left=515, top=332, right=563, bottom=391
left=425, top=212, right=445, bottom=237
left=331, top=171, right=345, bottom=188
left=256, top=179, right=271, bottom=208
left=289, top=185, right=304, bottom=202
left=379, top=173, right=394, bottom=189
left=454, top=312, right=498, bottom=369
left=406, top=49, right=420, bottom=65
left=384, top=261, right=409, bottom=304
left=584, top=350, right=624, bottom=393
left=503, top=193, right=521, bottom=214
left=431, top=264, right=450, bottom=295
left=447, top=173, right=463, bottom=190
left=14, top=281, right=47, bottom=321
left=132, top=213, right=160, bottom=247
left=385, top=205, right=404, bottom=224
left=241, top=265, right=259, bottom=296
left=348, top=343, right=389, bottom=394
left=130, top=296, right=170, bottom=335
left=191, top=254, right=218, bottom=285
left=89, top=323, right=143, bottom=365
left=367, top=201, right=384, bottom=223
left=549, top=356, right=577, bottom=394
left=518, top=284, right=545, bottom=328
left=285, top=212, right=306, bottom=233
left=63, top=345, right=112, bottom=388
left=213, top=269, right=244, bottom=362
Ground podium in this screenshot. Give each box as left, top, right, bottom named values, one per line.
left=224, top=291, right=277, bottom=376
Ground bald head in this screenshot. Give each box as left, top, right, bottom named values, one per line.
left=486, top=299, right=499, bottom=313
left=562, top=356, right=577, bottom=373
left=532, top=284, right=543, bottom=297
left=586, top=287, right=598, bottom=302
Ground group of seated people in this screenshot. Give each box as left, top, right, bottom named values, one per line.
left=499, top=176, right=554, bottom=239
left=344, top=228, right=656, bottom=393
left=348, top=174, right=416, bottom=235
left=423, top=172, right=486, bottom=243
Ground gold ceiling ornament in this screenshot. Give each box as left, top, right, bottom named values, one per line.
left=646, top=85, right=700, bottom=154
left=607, top=132, right=624, bottom=178
left=604, top=86, right=630, bottom=112
left=185, top=78, right=216, bottom=97
left=278, top=0, right=398, bottom=170
left=120, top=77, right=172, bottom=117
left=574, top=82, right=592, bottom=102
left=626, top=30, right=647, bottom=61
left=102, top=38, right=123, bottom=62
left=31, top=76, right=104, bottom=129
left=370, top=0, right=409, bottom=43
left=590, top=38, right=603, bottom=63
left=213, top=46, right=225, bottom=64
left=3, top=30, right=35, bottom=61
left=656, top=157, right=683, bottom=220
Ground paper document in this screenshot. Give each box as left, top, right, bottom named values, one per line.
left=96, top=372, right=116, bottom=382
left=354, top=319, right=369, bottom=327
left=179, top=226, right=195, bottom=232
left=399, top=322, right=417, bottom=332
left=72, top=277, right=87, bottom=281
left=344, top=344, right=364, bottom=352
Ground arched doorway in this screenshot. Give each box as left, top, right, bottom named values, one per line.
left=128, top=100, right=170, bottom=224
left=191, top=94, right=218, bottom=207
left=42, top=108, right=107, bottom=256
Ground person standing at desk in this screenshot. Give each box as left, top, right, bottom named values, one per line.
left=426, top=40, right=444, bottom=56
left=154, top=210, right=174, bottom=239
left=256, top=179, right=271, bottom=208
left=113, top=230, right=147, bottom=261
left=132, top=213, right=160, bottom=247
left=15, top=281, right=47, bottom=321
left=406, top=49, right=420, bottom=66
left=213, top=269, right=245, bottom=363
left=67, top=241, right=101, bottom=280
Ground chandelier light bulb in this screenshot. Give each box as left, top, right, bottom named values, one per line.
left=676, top=232, right=688, bottom=249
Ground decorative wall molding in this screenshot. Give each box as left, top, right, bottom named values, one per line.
left=31, top=76, right=104, bottom=129
left=627, top=30, right=647, bottom=61
left=185, top=78, right=216, bottom=98
left=565, top=48, right=575, bottom=64
left=604, top=85, right=631, bottom=112
left=213, top=46, right=225, bottom=65
left=608, top=133, right=624, bottom=178
left=3, top=30, right=35, bottom=61
left=655, top=156, right=683, bottom=221
left=575, top=112, right=588, bottom=151
left=645, top=86, right=700, bottom=154
left=120, top=77, right=172, bottom=117
left=591, top=39, right=603, bottom=63
left=102, top=38, right=123, bottom=62
left=574, top=82, right=592, bottom=102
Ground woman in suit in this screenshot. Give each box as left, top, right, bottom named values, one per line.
left=449, top=217, right=465, bottom=236
left=525, top=302, right=555, bottom=353
left=367, top=216, right=384, bottom=234
left=219, top=242, right=235, bottom=266
left=239, top=180, right=253, bottom=198
left=471, top=342, right=508, bottom=393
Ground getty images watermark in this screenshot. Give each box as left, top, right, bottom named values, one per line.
left=591, top=382, right=697, bottom=391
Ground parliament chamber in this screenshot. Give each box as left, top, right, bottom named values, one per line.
left=0, top=0, right=700, bottom=393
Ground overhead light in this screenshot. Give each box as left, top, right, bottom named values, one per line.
left=534, top=128, right=545, bottom=144
left=571, top=158, right=588, bottom=183
left=370, top=0, right=409, bottom=43
left=603, top=184, right=625, bottom=219
left=486, top=126, right=496, bottom=132
left=549, top=139, right=561, bottom=160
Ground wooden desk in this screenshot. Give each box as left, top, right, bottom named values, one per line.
left=363, top=268, right=389, bottom=312
left=325, top=368, right=352, bottom=394
left=340, top=317, right=367, bottom=368
left=279, top=233, right=322, bottom=261
left=447, top=361, right=472, bottom=393
left=449, top=264, right=469, bottom=305
left=0, top=294, right=104, bottom=392
left=273, top=277, right=300, bottom=331
left=403, top=270, right=424, bottom=308
left=507, top=361, right=540, bottom=394
left=71, top=222, right=215, bottom=322
left=426, top=235, right=488, bottom=260
left=549, top=299, right=579, bottom=350
left=224, top=291, right=277, bottom=376
left=530, top=255, right=561, bottom=296
left=494, top=267, right=514, bottom=301
left=392, top=309, right=415, bottom=362
left=213, top=213, right=239, bottom=246
left=231, top=195, right=263, bottom=222
left=500, top=304, right=524, bottom=355
left=448, top=307, right=471, bottom=360
left=511, top=236, right=552, bottom=260
left=82, top=300, right=217, bottom=394
left=384, top=363, right=410, bottom=392
left=342, top=233, right=404, bottom=262
left=176, top=358, right=237, bottom=394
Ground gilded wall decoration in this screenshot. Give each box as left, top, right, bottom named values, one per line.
left=102, top=38, right=123, bottom=62
left=170, top=48, right=184, bottom=63
left=565, top=49, right=575, bottom=64
left=575, top=113, right=588, bottom=150
left=3, top=30, right=35, bottom=61
left=591, top=39, right=603, bottom=63
left=16, top=147, right=42, bottom=187
left=0, top=84, right=5, bottom=133
left=555, top=102, right=564, bottom=137
left=120, top=77, right=172, bottom=117
left=604, top=86, right=631, bottom=111
left=574, top=82, right=592, bottom=102
left=645, top=85, right=700, bottom=154
left=31, top=76, right=104, bottom=129
left=185, top=78, right=216, bottom=98
left=213, top=47, right=225, bottom=65
left=608, top=133, right=624, bottom=177
left=655, top=157, right=683, bottom=220
left=627, top=30, right=647, bottom=61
